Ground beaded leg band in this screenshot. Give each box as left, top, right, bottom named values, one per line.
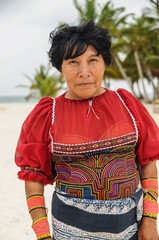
left=141, top=178, right=158, bottom=220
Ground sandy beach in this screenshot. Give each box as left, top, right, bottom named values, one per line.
left=0, top=101, right=159, bottom=239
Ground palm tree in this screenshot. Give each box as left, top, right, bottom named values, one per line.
left=142, top=0, right=159, bottom=99
left=143, top=0, right=159, bottom=30
left=17, top=65, right=65, bottom=99
left=73, top=0, right=159, bottom=101
left=74, top=0, right=98, bottom=21
left=73, top=0, right=134, bottom=92
left=122, top=14, right=159, bottom=101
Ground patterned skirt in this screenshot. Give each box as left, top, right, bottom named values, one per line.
left=51, top=184, right=143, bottom=240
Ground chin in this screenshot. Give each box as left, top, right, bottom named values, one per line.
left=76, top=91, right=96, bottom=100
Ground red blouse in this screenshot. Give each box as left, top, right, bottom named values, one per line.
left=15, top=89, right=159, bottom=185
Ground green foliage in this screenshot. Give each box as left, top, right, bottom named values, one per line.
left=73, top=0, right=159, bottom=101
left=74, top=0, right=98, bottom=20
left=17, top=65, right=65, bottom=99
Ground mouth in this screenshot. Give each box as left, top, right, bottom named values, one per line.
left=77, top=82, right=94, bottom=87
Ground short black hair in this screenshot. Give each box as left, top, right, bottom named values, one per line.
left=48, top=20, right=111, bottom=71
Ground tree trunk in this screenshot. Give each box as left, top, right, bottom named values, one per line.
left=133, top=50, right=151, bottom=102
left=157, top=78, right=159, bottom=98
left=136, top=80, right=143, bottom=99
left=145, top=66, right=158, bottom=100
left=113, top=54, right=138, bottom=98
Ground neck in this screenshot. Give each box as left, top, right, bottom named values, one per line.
left=65, top=88, right=106, bottom=100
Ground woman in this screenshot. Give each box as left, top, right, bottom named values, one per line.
left=15, top=20, right=159, bottom=240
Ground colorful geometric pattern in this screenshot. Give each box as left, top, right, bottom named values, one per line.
left=53, top=133, right=139, bottom=200
left=24, top=166, right=43, bottom=174
left=53, top=132, right=137, bottom=154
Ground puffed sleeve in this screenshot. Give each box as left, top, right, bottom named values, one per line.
left=117, top=88, right=159, bottom=166
left=15, top=97, right=54, bottom=185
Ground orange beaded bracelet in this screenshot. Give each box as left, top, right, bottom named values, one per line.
left=32, top=215, right=51, bottom=240
left=141, top=178, right=158, bottom=219
left=26, top=194, right=46, bottom=213
left=26, top=195, right=51, bottom=239
left=141, top=178, right=158, bottom=197
left=143, top=193, right=158, bottom=219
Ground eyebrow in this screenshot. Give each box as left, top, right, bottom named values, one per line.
left=89, top=54, right=100, bottom=57
left=74, top=53, right=100, bottom=59
left=65, top=53, right=100, bottom=61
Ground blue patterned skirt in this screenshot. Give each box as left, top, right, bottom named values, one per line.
left=51, top=184, right=143, bottom=240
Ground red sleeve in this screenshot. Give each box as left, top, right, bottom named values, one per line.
left=117, top=88, right=159, bottom=166
left=15, top=97, right=54, bottom=185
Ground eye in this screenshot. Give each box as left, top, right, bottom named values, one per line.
left=69, top=60, right=78, bottom=64
left=89, top=58, right=98, bottom=62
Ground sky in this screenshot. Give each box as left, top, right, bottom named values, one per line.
left=0, top=0, right=152, bottom=96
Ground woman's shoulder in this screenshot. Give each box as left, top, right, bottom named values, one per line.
left=32, top=96, right=56, bottom=112
left=114, top=88, right=140, bottom=107
left=116, top=88, right=134, bottom=98
left=102, top=88, right=135, bottom=104
left=29, top=94, right=67, bottom=123
left=102, top=88, right=133, bottom=98
left=23, top=97, right=54, bottom=131
left=36, top=96, right=54, bottom=108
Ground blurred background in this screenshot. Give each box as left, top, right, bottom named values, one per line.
left=0, top=0, right=159, bottom=103
left=0, top=1, right=159, bottom=239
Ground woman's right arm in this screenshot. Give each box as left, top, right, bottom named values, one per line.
left=14, top=98, right=54, bottom=239
left=25, top=180, right=52, bottom=240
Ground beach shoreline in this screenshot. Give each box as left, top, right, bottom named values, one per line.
left=0, top=101, right=159, bottom=239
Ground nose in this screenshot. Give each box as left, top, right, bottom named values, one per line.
left=79, top=64, right=90, bottom=78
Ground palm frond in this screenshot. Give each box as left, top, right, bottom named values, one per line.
left=73, top=0, right=85, bottom=18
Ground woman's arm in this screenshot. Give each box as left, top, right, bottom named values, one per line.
left=138, top=160, right=158, bottom=240
left=25, top=181, right=52, bottom=240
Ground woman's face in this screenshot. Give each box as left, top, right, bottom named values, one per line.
left=61, top=45, right=106, bottom=100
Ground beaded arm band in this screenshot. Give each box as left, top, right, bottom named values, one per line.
left=27, top=194, right=46, bottom=213
left=32, top=215, right=51, bottom=240
left=26, top=195, right=51, bottom=239
left=141, top=178, right=158, bottom=196
left=141, top=178, right=158, bottom=220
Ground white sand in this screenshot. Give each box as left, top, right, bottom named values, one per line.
left=0, top=101, right=159, bottom=239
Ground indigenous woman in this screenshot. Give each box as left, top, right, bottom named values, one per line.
left=15, top=20, right=159, bottom=240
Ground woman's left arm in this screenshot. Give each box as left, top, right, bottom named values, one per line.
left=138, top=160, right=158, bottom=240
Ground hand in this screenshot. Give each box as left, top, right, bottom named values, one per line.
left=138, top=217, right=158, bottom=240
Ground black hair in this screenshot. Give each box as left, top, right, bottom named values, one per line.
left=48, top=20, right=111, bottom=71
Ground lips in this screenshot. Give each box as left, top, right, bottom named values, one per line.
left=77, top=82, right=94, bottom=87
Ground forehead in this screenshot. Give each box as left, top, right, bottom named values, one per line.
left=69, top=45, right=99, bottom=59
left=80, top=45, right=98, bottom=55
